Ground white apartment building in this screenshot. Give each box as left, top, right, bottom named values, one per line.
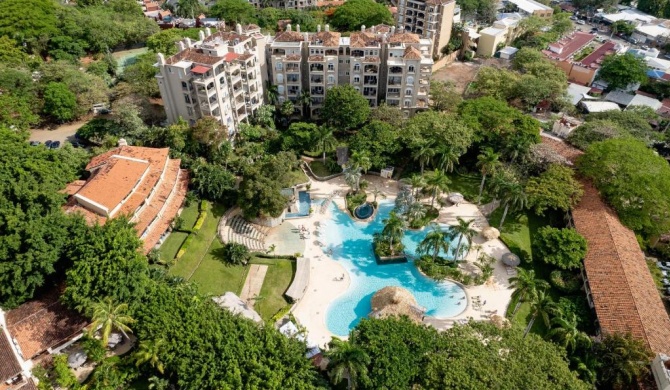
left=396, top=0, right=456, bottom=57
left=156, top=25, right=267, bottom=139
left=267, top=24, right=433, bottom=118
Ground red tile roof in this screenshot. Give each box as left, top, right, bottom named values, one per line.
left=0, top=330, right=21, bottom=383
left=6, top=290, right=87, bottom=360
left=543, top=32, right=595, bottom=61
left=579, top=41, right=616, bottom=68
left=191, top=65, right=211, bottom=74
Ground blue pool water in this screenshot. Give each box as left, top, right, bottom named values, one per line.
left=354, top=203, right=374, bottom=219
left=286, top=191, right=311, bottom=219
left=322, top=200, right=467, bottom=336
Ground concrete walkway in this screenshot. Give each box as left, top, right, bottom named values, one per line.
left=240, top=264, right=268, bottom=308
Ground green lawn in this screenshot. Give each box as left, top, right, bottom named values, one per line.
left=446, top=172, right=492, bottom=204
left=309, top=160, right=339, bottom=177
left=489, top=209, right=534, bottom=262
left=158, top=202, right=200, bottom=262
left=249, top=258, right=294, bottom=320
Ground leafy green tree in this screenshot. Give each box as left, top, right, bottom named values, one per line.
left=43, top=82, right=78, bottom=122
left=509, top=268, right=549, bottom=302
left=369, top=103, right=405, bottom=128
left=190, top=159, right=236, bottom=201
left=578, top=138, right=670, bottom=236
left=425, top=169, right=450, bottom=207
left=52, top=354, right=80, bottom=389
left=452, top=217, right=476, bottom=261
left=0, top=0, right=58, bottom=54
left=598, top=53, right=648, bottom=91
left=280, top=122, right=315, bottom=152
left=429, top=80, right=462, bottom=112
left=322, top=85, right=370, bottom=131
left=221, top=242, right=251, bottom=265
left=209, top=0, right=257, bottom=24
left=526, top=164, right=583, bottom=215
left=344, top=165, right=363, bottom=192
left=312, top=125, right=337, bottom=162
left=400, top=174, right=425, bottom=199
left=0, top=92, right=40, bottom=130
left=0, top=36, right=29, bottom=67
left=175, top=0, right=206, bottom=17
left=63, top=217, right=149, bottom=310
left=417, top=224, right=452, bottom=262
left=40, top=61, right=110, bottom=117
left=325, top=338, right=371, bottom=390
left=330, top=0, right=393, bottom=31
left=594, top=333, right=654, bottom=389
left=134, top=339, right=167, bottom=374
left=611, top=20, right=635, bottom=36
left=349, top=150, right=372, bottom=175
left=491, top=166, right=526, bottom=228
left=547, top=313, right=591, bottom=353
left=89, top=297, right=135, bottom=345
left=121, top=52, right=161, bottom=98
left=147, top=29, right=191, bottom=55
left=148, top=376, right=169, bottom=390
left=476, top=148, right=500, bottom=205
left=534, top=227, right=587, bottom=270
left=237, top=153, right=299, bottom=219
left=86, top=358, right=134, bottom=390
left=411, top=141, right=435, bottom=176
left=349, top=120, right=399, bottom=169
left=567, top=119, right=628, bottom=150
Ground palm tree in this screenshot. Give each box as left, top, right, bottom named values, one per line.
left=134, top=339, right=166, bottom=374
left=148, top=376, right=170, bottom=390
left=436, top=145, right=460, bottom=173
left=265, top=81, right=278, bottom=105
left=349, top=151, right=372, bottom=191
left=525, top=289, right=556, bottom=337
left=508, top=268, right=549, bottom=303
left=417, top=224, right=450, bottom=262
left=547, top=313, right=591, bottom=353
left=89, top=297, right=134, bottom=346
left=371, top=186, right=386, bottom=203
left=325, top=338, right=371, bottom=390
left=476, top=148, right=500, bottom=205
left=343, top=165, right=362, bottom=193
left=425, top=169, right=450, bottom=207
left=406, top=201, right=426, bottom=226
left=497, top=181, right=527, bottom=229
left=596, top=333, right=653, bottom=389
left=412, top=142, right=435, bottom=176
left=382, top=211, right=406, bottom=255
left=400, top=174, right=425, bottom=199
left=313, top=126, right=338, bottom=162
left=298, top=90, right=311, bottom=116
left=452, top=217, right=476, bottom=261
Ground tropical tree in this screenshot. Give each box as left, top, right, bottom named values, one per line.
left=88, top=297, right=134, bottom=346
left=425, top=169, right=450, bottom=207
left=343, top=165, right=362, bottom=193
left=595, top=333, right=653, bottom=389
left=298, top=90, right=311, bottom=115
left=547, top=313, right=591, bottom=353
left=148, top=376, right=170, bottom=390
left=312, top=125, right=337, bottom=162
left=435, top=145, right=461, bottom=173
left=349, top=150, right=372, bottom=175
left=495, top=180, right=527, bottom=229
left=508, top=268, right=549, bottom=303
left=412, top=142, right=435, bottom=176
left=134, top=339, right=166, bottom=374
left=371, top=186, right=386, bottom=203
left=382, top=211, right=407, bottom=255
left=265, top=81, right=279, bottom=105
left=476, top=148, right=500, bottom=204
left=525, top=289, right=556, bottom=337
left=401, top=174, right=425, bottom=199
left=406, top=201, right=427, bottom=226
left=325, top=338, right=371, bottom=390
left=452, top=217, right=476, bottom=261
left=417, top=225, right=451, bottom=262
left=322, top=84, right=371, bottom=131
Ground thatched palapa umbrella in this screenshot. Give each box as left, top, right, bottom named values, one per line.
left=502, top=252, right=521, bottom=267
left=369, top=286, right=425, bottom=323
left=447, top=192, right=465, bottom=205
left=481, top=226, right=500, bottom=241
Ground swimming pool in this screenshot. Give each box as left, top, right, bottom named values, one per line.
left=286, top=191, right=311, bottom=219
left=322, top=200, right=467, bottom=336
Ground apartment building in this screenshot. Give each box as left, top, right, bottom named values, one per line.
left=156, top=24, right=267, bottom=138
left=395, top=0, right=456, bottom=57
left=247, top=0, right=316, bottom=8
left=267, top=24, right=433, bottom=118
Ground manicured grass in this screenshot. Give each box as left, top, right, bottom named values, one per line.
left=249, top=258, right=294, bottom=320
left=158, top=202, right=200, bottom=262
left=489, top=209, right=533, bottom=262
left=446, top=172, right=492, bottom=204
left=283, top=169, right=309, bottom=187
left=169, top=203, right=226, bottom=279
left=309, top=160, right=338, bottom=177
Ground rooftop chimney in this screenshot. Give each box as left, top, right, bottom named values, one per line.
left=236, top=23, right=242, bottom=34
left=177, top=41, right=185, bottom=52
left=184, top=38, right=193, bottom=48
left=118, top=138, right=128, bottom=147
left=156, top=53, right=166, bottom=66
left=317, top=24, right=321, bottom=32
left=199, top=30, right=206, bottom=41
left=325, top=24, right=329, bottom=32
left=391, top=26, right=396, bottom=34
left=287, top=24, right=292, bottom=32
left=296, top=24, right=300, bottom=32
left=205, top=27, right=212, bottom=37
left=361, top=25, right=366, bottom=32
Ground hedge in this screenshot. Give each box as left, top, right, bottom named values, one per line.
left=176, top=234, right=194, bottom=259
left=193, top=211, right=207, bottom=232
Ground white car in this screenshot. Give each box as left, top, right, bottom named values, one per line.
left=576, top=20, right=586, bottom=25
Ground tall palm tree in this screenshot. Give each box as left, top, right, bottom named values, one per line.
left=349, top=151, right=372, bottom=174
left=313, top=126, right=338, bottom=162
left=476, top=148, right=500, bottom=205
left=497, top=181, right=527, bottom=229
left=89, top=297, right=134, bottom=346
left=343, top=165, right=362, bottom=193
left=596, top=333, right=653, bottom=389
left=525, top=289, right=556, bottom=337
left=412, top=142, right=435, bottom=176
left=134, top=339, right=166, bottom=374
left=401, top=174, right=425, bottom=199
left=298, top=90, right=311, bottom=117
left=436, top=145, right=460, bottom=173
left=325, top=338, right=371, bottom=390
left=417, top=224, right=450, bottom=262
left=425, top=169, right=450, bottom=207
left=265, top=81, right=278, bottom=105
left=406, top=201, right=426, bottom=226
left=382, top=211, right=406, bottom=255
left=371, top=186, right=386, bottom=203
left=508, top=268, right=549, bottom=303
left=452, top=217, right=476, bottom=261
left=547, top=313, right=591, bottom=353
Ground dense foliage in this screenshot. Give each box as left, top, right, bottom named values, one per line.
left=598, top=53, right=648, bottom=91
left=578, top=138, right=670, bottom=237
left=526, top=164, right=583, bottom=215
left=568, top=109, right=660, bottom=150
left=534, top=227, right=587, bottom=270
left=329, top=0, right=393, bottom=32
left=322, top=85, right=371, bottom=131
left=347, top=317, right=589, bottom=389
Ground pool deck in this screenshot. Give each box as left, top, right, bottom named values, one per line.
left=264, top=175, right=513, bottom=347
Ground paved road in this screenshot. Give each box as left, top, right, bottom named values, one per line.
left=29, top=120, right=88, bottom=145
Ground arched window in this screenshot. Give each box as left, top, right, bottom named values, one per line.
left=407, top=76, right=414, bottom=85
left=354, top=63, right=360, bottom=72
left=276, top=73, right=284, bottom=83
left=277, top=85, right=285, bottom=94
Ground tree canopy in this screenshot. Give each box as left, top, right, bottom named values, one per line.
left=209, top=0, right=258, bottom=24
left=322, top=85, right=371, bottom=131
left=526, top=164, right=583, bottom=215
left=534, top=227, right=588, bottom=270
left=329, top=0, right=394, bottom=31
left=578, top=138, right=670, bottom=237
left=598, top=53, right=648, bottom=91
left=349, top=120, right=400, bottom=169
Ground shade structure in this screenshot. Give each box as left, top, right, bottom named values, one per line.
left=490, top=314, right=511, bottom=329
left=67, top=351, right=87, bottom=368
left=213, top=292, right=263, bottom=323
left=369, top=286, right=425, bottom=323
left=481, top=226, right=500, bottom=241
left=447, top=192, right=464, bottom=204
left=502, top=252, right=521, bottom=267
left=107, top=333, right=123, bottom=348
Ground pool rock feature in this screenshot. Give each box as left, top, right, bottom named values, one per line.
left=370, top=286, right=425, bottom=323
left=354, top=202, right=374, bottom=220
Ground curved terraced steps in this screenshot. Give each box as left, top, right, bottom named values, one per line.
left=218, top=209, right=267, bottom=252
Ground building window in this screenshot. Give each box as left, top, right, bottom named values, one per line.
left=328, top=63, right=334, bottom=70
left=407, top=76, right=414, bottom=85
left=405, top=89, right=412, bottom=95
left=276, top=62, right=283, bottom=71
left=277, top=73, right=284, bottom=83
left=354, top=64, right=360, bottom=72
left=408, top=65, right=415, bottom=73
left=327, top=75, right=335, bottom=84
left=404, top=100, right=411, bottom=107
left=187, top=106, right=194, bottom=116
left=184, top=94, right=191, bottom=104
left=354, top=76, right=360, bottom=83
left=181, top=81, right=188, bottom=90
left=277, top=85, right=285, bottom=94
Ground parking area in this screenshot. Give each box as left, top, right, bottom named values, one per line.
left=29, top=120, right=88, bottom=148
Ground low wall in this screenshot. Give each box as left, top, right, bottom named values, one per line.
left=301, top=160, right=343, bottom=181
left=432, top=52, right=458, bottom=72
left=253, top=209, right=286, bottom=227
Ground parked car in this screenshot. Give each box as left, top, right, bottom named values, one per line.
left=658, top=261, right=670, bottom=268
left=45, top=140, right=53, bottom=148
left=29, top=141, right=40, bottom=146
left=576, top=20, right=586, bottom=25
left=69, top=141, right=81, bottom=148
left=50, top=141, right=61, bottom=149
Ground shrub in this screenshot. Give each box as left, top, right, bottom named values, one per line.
left=346, top=192, right=367, bottom=215
left=176, top=235, right=194, bottom=259
left=200, top=200, right=209, bottom=212
left=415, top=256, right=462, bottom=282
left=549, top=270, right=581, bottom=293
left=81, top=334, right=106, bottom=363
left=221, top=242, right=250, bottom=265
left=534, top=227, right=587, bottom=270
left=373, top=234, right=405, bottom=257
left=193, top=211, right=207, bottom=232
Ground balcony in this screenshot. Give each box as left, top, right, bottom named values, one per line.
left=232, top=82, right=243, bottom=95
left=364, top=76, right=378, bottom=85
left=311, top=87, right=325, bottom=95
left=310, top=76, right=324, bottom=84
left=418, top=87, right=427, bottom=96
left=363, top=89, right=377, bottom=97
left=200, top=101, right=219, bottom=113
left=196, top=86, right=216, bottom=98
left=389, top=66, right=403, bottom=74
left=351, top=50, right=364, bottom=57
left=235, top=96, right=245, bottom=108
left=286, top=64, right=300, bottom=72
left=364, top=65, right=378, bottom=74
left=288, top=87, right=300, bottom=96
left=310, top=64, right=324, bottom=72
left=287, top=75, right=300, bottom=83
left=388, top=77, right=403, bottom=86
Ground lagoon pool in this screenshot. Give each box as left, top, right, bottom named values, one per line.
left=322, top=200, right=467, bottom=337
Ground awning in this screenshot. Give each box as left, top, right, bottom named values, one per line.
left=191, top=65, right=211, bottom=74
left=286, top=257, right=310, bottom=301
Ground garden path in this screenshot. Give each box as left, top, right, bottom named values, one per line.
left=240, top=264, right=268, bottom=308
